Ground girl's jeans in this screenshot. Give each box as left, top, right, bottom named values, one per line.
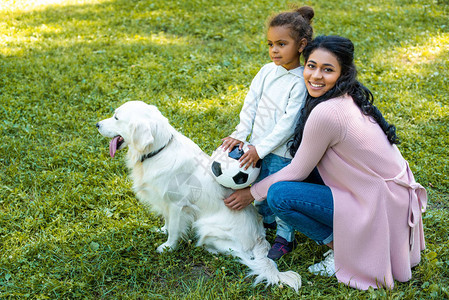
left=254, top=153, right=324, bottom=242
left=266, top=180, right=333, bottom=245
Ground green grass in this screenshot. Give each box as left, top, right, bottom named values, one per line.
left=1, top=0, right=448, bottom=298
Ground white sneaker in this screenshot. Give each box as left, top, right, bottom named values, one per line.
left=308, top=250, right=335, bottom=277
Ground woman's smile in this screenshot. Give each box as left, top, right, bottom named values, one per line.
left=303, top=48, right=342, bottom=98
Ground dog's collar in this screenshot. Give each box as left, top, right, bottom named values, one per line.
left=140, top=135, right=174, bottom=163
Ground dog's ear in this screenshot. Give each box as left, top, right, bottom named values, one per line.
left=129, top=120, right=154, bottom=152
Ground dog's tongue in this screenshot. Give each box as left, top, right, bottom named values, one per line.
left=109, top=136, right=120, bottom=158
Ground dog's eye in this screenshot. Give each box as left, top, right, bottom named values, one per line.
left=114, top=115, right=118, bottom=120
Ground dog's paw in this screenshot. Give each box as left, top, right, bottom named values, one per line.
left=155, top=225, right=168, bottom=235
left=156, top=242, right=174, bottom=253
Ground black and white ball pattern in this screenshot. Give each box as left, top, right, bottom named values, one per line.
left=210, top=144, right=261, bottom=189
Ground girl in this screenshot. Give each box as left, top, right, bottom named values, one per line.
left=224, top=35, right=427, bottom=290
left=221, top=6, right=317, bottom=260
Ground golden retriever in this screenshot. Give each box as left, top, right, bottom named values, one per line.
left=96, top=101, right=301, bottom=290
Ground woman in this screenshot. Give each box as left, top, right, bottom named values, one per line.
left=223, top=35, right=427, bottom=290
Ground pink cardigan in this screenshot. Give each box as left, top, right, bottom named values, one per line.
left=251, top=95, right=427, bottom=289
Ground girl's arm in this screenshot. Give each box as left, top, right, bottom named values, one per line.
left=227, top=68, right=266, bottom=145
left=253, top=83, right=306, bottom=159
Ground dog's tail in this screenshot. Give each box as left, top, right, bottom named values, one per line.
left=194, top=211, right=301, bottom=291
left=239, top=239, right=302, bottom=292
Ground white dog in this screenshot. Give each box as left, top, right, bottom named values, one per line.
left=96, top=101, right=301, bottom=291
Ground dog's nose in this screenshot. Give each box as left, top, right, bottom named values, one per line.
left=96, top=122, right=100, bottom=129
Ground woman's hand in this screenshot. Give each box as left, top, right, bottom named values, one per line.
left=223, top=188, right=255, bottom=210
left=221, top=137, right=243, bottom=152
left=239, top=145, right=260, bottom=170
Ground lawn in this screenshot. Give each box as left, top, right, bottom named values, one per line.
left=0, top=0, right=448, bottom=298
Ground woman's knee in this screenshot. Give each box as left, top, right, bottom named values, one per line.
left=267, top=182, right=289, bottom=212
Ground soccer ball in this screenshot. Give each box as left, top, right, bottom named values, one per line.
left=210, top=143, right=261, bottom=189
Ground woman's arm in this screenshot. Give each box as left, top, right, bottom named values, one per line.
left=250, top=100, right=344, bottom=201
left=224, top=98, right=345, bottom=210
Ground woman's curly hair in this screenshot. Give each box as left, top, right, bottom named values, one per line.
left=289, top=35, right=399, bottom=157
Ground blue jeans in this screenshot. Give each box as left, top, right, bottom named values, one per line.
left=267, top=181, right=333, bottom=245
left=254, top=154, right=294, bottom=241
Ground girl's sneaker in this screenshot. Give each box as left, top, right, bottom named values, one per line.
left=267, top=236, right=295, bottom=260
left=308, top=250, right=335, bottom=277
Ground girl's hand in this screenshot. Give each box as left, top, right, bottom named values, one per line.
left=223, top=188, right=254, bottom=210
left=239, top=145, right=260, bottom=170
left=221, top=137, right=243, bottom=152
